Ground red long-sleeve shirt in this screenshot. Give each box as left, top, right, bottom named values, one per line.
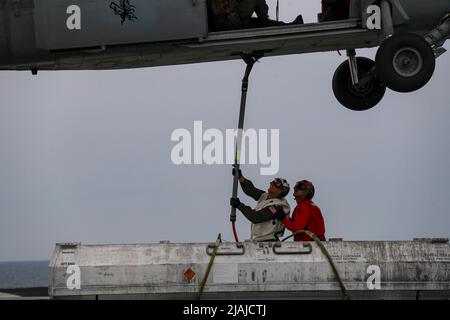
left=283, top=200, right=326, bottom=241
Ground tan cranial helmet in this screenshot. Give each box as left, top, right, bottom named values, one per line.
left=271, top=178, right=290, bottom=198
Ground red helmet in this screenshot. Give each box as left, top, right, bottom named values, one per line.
left=294, top=180, right=315, bottom=199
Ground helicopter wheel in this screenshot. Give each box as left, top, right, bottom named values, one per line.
left=332, top=57, right=386, bottom=111
left=375, top=33, right=436, bottom=93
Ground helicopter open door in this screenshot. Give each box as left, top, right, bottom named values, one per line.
left=33, top=0, right=209, bottom=50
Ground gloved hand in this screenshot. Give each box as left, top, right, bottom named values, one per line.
left=273, top=206, right=286, bottom=221
left=230, top=197, right=241, bottom=208
left=232, top=165, right=242, bottom=178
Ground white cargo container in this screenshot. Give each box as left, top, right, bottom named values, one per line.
left=48, top=239, right=450, bottom=300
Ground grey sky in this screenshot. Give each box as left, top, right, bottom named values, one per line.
left=1, top=1, right=450, bottom=262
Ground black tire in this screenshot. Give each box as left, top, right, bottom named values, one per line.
left=375, top=33, right=435, bottom=93
left=332, top=57, right=386, bottom=111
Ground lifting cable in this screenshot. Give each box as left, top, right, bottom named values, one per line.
left=230, top=53, right=263, bottom=243
left=225, top=53, right=347, bottom=299
left=282, top=230, right=350, bottom=300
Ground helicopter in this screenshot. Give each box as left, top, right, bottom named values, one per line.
left=0, top=0, right=449, bottom=111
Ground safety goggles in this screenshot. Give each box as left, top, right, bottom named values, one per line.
left=270, top=179, right=284, bottom=189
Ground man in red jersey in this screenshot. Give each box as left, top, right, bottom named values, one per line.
left=273, top=180, right=326, bottom=241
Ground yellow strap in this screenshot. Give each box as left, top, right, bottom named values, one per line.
left=284, top=230, right=350, bottom=299
left=198, top=231, right=349, bottom=299
left=197, top=233, right=222, bottom=299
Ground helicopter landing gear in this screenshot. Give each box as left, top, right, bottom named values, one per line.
left=375, top=33, right=436, bottom=93
left=333, top=51, right=386, bottom=111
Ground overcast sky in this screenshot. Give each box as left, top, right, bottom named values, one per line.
left=1, top=1, right=450, bottom=262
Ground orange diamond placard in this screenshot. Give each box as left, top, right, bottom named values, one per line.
left=184, top=267, right=196, bottom=282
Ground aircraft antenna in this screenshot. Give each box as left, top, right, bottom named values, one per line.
left=276, top=0, right=280, bottom=22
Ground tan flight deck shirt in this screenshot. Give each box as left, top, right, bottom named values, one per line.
left=237, top=179, right=290, bottom=241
